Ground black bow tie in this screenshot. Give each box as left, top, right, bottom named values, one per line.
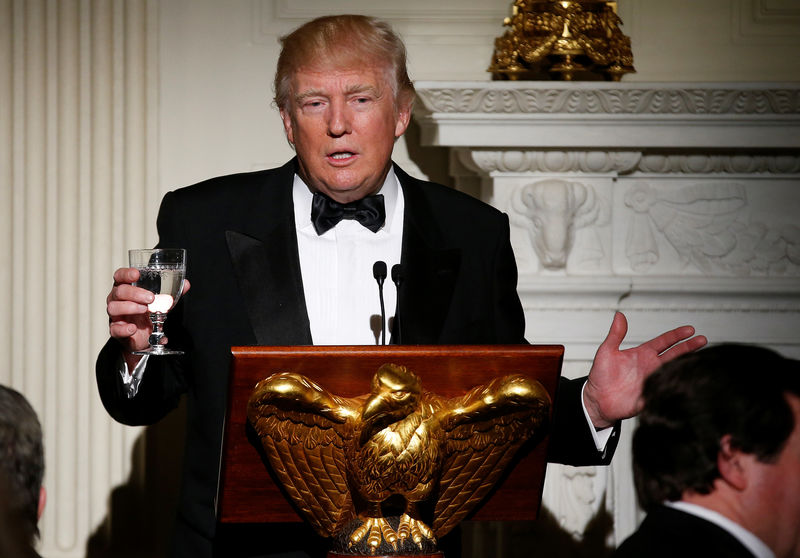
left=311, top=192, right=386, bottom=235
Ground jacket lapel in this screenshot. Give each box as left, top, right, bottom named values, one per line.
left=224, top=160, right=459, bottom=346
left=394, top=165, right=460, bottom=344
left=225, top=160, right=312, bottom=345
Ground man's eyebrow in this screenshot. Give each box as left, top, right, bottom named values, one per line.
left=344, top=84, right=382, bottom=97
left=294, top=84, right=383, bottom=104
left=294, top=89, right=326, bottom=104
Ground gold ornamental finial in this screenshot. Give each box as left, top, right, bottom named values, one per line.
left=488, top=0, right=635, bottom=81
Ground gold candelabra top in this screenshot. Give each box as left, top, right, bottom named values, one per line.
left=489, top=0, right=635, bottom=81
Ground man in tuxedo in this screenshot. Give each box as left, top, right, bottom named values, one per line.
left=614, top=344, right=800, bottom=558
left=97, top=14, right=706, bottom=558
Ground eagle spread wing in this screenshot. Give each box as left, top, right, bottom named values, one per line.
left=247, top=372, right=363, bottom=537
left=431, top=374, right=551, bottom=537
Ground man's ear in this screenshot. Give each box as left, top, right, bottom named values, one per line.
left=38, top=486, right=46, bottom=521
left=394, top=99, right=412, bottom=139
left=717, top=435, right=749, bottom=491
left=280, top=108, right=295, bottom=146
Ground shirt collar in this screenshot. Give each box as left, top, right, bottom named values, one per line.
left=665, top=501, right=775, bottom=558
left=293, top=167, right=400, bottom=234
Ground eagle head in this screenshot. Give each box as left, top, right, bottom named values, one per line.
left=359, top=364, right=421, bottom=441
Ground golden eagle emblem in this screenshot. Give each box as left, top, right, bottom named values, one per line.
left=247, top=364, right=550, bottom=554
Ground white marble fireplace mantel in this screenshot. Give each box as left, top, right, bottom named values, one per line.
left=412, top=81, right=800, bottom=353
left=412, top=81, right=800, bottom=548
left=414, top=81, right=800, bottom=148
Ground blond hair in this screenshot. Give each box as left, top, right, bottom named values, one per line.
left=274, top=15, right=415, bottom=111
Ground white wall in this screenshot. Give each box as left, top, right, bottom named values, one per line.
left=2, top=1, right=798, bottom=556
left=158, top=0, right=800, bottom=191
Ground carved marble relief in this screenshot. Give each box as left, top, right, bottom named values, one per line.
left=542, top=465, right=601, bottom=538
left=510, top=179, right=609, bottom=271
left=624, top=181, right=800, bottom=276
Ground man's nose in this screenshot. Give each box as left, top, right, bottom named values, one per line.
left=327, top=100, right=352, bottom=137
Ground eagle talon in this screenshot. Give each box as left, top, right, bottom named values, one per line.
left=379, top=518, right=398, bottom=550
left=396, top=519, right=410, bottom=541
left=349, top=517, right=398, bottom=552
left=397, top=513, right=435, bottom=548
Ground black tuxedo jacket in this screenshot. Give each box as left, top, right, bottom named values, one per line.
left=97, top=160, right=619, bottom=557
left=614, top=505, right=759, bottom=558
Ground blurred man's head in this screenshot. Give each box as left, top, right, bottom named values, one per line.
left=633, top=344, right=800, bottom=557
left=274, top=15, right=414, bottom=203
left=0, top=385, right=45, bottom=544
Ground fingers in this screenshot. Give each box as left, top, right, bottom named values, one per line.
left=658, top=333, right=708, bottom=362
left=107, top=314, right=149, bottom=348
left=107, top=298, right=150, bottom=319
left=182, top=278, right=191, bottom=295
left=112, top=266, right=139, bottom=286
left=607, top=313, right=707, bottom=362
left=645, top=325, right=703, bottom=355
left=107, top=267, right=154, bottom=306
left=114, top=283, right=154, bottom=304
left=601, top=311, right=628, bottom=350
left=107, top=284, right=153, bottom=325
left=107, top=267, right=153, bottom=340
left=108, top=321, right=139, bottom=339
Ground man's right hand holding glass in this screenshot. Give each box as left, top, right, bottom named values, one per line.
left=106, top=266, right=191, bottom=371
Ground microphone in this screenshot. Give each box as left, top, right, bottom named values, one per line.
left=391, top=264, right=403, bottom=345
left=373, top=261, right=387, bottom=345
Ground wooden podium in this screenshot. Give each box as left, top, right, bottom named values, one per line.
left=216, top=344, right=563, bottom=554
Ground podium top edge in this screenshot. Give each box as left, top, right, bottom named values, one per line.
left=230, top=345, right=565, bottom=358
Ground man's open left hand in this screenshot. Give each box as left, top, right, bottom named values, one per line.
left=584, top=311, right=708, bottom=429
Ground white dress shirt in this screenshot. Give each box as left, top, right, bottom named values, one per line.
left=293, top=169, right=403, bottom=345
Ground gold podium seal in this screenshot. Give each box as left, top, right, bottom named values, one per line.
left=247, top=364, right=551, bottom=556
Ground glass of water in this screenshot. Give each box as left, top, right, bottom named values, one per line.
left=128, top=248, right=186, bottom=356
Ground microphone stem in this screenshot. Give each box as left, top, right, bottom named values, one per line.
left=378, top=280, right=386, bottom=345
left=391, top=264, right=403, bottom=345
left=373, top=261, right=388, bottom=346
